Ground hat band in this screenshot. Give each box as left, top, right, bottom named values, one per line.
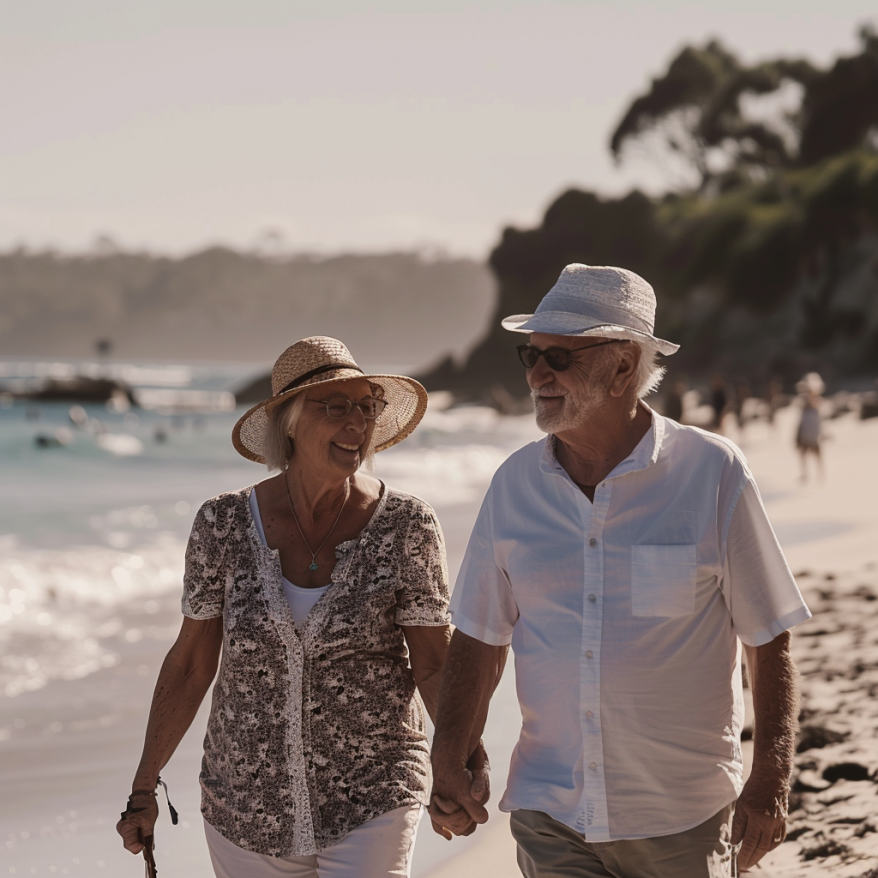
left=278, top=362, right=363, bottom=395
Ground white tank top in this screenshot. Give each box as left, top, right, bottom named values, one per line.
left=249, top=488, right=330, bottom=629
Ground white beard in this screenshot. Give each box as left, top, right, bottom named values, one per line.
left=531, top=382, right=606, bottom=433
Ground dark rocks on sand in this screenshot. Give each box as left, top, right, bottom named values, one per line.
left=20, top=377, right=136, bottom=405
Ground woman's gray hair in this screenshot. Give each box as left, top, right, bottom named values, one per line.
left=263, top=393, right=307, bottom=472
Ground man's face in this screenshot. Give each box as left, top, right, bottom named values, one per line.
left=524, top=333, right=615, bottom=433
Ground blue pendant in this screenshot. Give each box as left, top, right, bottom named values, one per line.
left=309, top=561, right=319, bottom=571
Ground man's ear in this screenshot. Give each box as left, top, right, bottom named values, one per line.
left=608, top=344, right=640, bottom=399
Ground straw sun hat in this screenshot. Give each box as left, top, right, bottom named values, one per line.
left=502, top=263, right=679, bottom=356
left=232, top=337, right=428, bottom=464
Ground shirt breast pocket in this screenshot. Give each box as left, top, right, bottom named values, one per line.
left=631, top=544, right=697, bottom=617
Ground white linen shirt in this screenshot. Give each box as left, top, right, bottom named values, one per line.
left=449, top=407, right=811, bottom=842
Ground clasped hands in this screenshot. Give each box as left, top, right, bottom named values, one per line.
left=429, top=742, right=491, bottom=840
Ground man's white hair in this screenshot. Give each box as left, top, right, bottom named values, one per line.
left=598, top=339, right=665, bottom=399
left=631, top=341, right=666, bottom=398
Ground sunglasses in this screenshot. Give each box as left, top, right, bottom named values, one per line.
left=308, top=395, right=387, bottom=420
left=516, top=339, right=626, bottom=371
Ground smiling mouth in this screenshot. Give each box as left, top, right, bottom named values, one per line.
left=333, top=442, right=362, bottom=452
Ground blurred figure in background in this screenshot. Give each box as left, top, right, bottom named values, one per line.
left=733, top=379, right=751, bottom=437
left=796, top=373, right=825, bottom=483
left=709, top=375, right=729, bottom=433
left=663, top=377, right=686, bottom=423
left=766, top=376, right=785, bottom=427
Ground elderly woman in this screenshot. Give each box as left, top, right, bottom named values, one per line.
left=116, top=337, right=485, bottom=878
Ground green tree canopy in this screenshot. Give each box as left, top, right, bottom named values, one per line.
left=611, top=27, right=878, bottom=190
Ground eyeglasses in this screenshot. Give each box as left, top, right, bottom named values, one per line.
left=516, top=339, right=625, bottom=371
left=309, top=395, right=387, bottom=420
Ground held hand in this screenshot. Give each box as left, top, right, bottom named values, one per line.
left=429, top=794, right=470, bottom=840
left=429, top=751, right=491, bottom=840
left=428, top=742, right=492, bottom=839
left=467, top=740, right=491, bottom=807
left=116, top=795, right=158, bottom=855
left=731, top=772, right=789, bottom=872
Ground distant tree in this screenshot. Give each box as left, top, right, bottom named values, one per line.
left=798, top=26, right=878, bottom=165
left=696, top=58, right=818, bottom=180
left=609, top=41, right=743, bottom=188
left=611, top=27, right=878, bottom=190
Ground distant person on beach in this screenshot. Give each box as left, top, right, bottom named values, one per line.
left=117, top=337, right=484, bottom=878
left=663, top=377, right=686, bottom=422
left=733, top=379, right=751, bottom=436
left=795, top=373, right=825, bottom=483
left=710, top=374, right=729, bottom=432
left=766, top=376, right=785, bottom=427
left=429, top=265, right=811, bottom=877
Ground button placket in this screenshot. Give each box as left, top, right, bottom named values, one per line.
left=579, top=482, right=610, bottom=836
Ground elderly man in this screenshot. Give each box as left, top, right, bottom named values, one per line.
left=429, top=265, right=810, bottom=877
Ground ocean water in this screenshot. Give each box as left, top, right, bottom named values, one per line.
left=0, top=358, right=540, bottom=708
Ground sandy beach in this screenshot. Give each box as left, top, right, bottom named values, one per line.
left=2, top=401, right=878, bottom=876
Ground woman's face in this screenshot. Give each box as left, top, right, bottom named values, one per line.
left=293, top=378, right=380, bottom=480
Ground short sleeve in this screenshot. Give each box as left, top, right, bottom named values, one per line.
left=181, top=499, right=227, bottom=620
left=720, top=478, right=811, bottom=646
left=395, top=501, right=451, bottom=627
left=449, top=491, right=519, bottom=646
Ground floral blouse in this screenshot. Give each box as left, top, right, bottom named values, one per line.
left=182, top=484, right=450, bottom=856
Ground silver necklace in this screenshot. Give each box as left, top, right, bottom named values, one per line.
left=285, top=477, right=349, bottom=572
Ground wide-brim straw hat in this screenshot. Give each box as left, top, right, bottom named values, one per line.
left=501, top=263, right=679, bottom=356
left=232, top=336, right=428, bottom=464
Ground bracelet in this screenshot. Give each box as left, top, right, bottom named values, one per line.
left=122, top=776, right=178, bottom=826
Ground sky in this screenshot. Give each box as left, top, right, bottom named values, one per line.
left=2, top=0, right=876, bottom=258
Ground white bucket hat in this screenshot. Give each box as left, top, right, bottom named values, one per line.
left=232, top=336, right=428, bottom=464
left=501, top=263, right=679, bottom=356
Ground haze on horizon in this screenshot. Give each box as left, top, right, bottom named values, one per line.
left=2, top=0, right=876, bottom=259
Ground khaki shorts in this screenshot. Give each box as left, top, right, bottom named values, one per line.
left=509, top=803, right=737, bottom=878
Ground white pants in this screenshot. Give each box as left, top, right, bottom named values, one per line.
left=204, top=805, right=423, bottom=878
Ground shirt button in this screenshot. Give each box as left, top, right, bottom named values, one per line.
left=586, top=650, right=594, bottom=658
left=589, top=538, right=597, bottom=546
left=586, top=710, right=594, bottom=718
left=588, top=594, right=596, bottom=603
left=589, top=762, right=598, bottom=770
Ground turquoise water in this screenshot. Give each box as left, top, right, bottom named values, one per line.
left=0, top=361, right=263, bottom=700
left=0, top=359, right=540, bottom=701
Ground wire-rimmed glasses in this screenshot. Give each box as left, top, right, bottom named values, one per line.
left=309, top=395, right=387, bottom=420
